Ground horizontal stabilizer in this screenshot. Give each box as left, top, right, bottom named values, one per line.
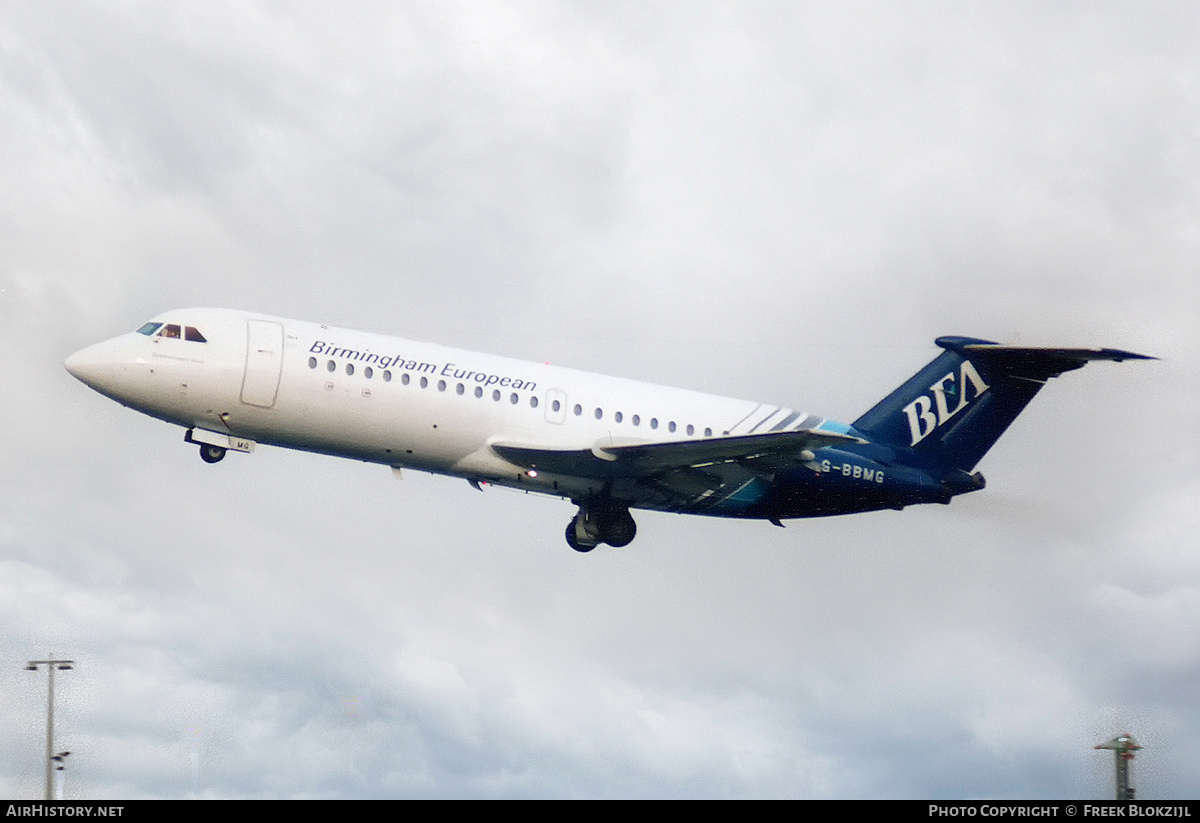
left=939, top=337, right=1156, bottom=379
left=958, top=344, right=1154, bottom=362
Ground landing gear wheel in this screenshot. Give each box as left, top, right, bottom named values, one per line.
left=563, top=502, right=637, bottom=551
left=199, top=444, right=227, bottom=464
left=565, top=521, right=597, bottom=553
left=600, top=509, right=637, bottom=548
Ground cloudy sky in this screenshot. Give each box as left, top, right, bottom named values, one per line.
left=1, top=1, right=1197, bottom=799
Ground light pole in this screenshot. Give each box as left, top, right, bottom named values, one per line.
left=25, top=658, right=74, bottom=800
left=1095, top=733, right=1142, bottom=800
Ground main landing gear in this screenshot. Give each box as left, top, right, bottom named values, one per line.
left=564, top=501, right=637, bottom=552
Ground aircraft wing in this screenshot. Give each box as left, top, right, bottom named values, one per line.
left=490, top=429, right=865, bottom=513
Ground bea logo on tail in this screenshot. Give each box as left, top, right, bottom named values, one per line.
left=901, top=360, right=990, bottom=446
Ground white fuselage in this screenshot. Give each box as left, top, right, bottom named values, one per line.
left=66, top=309, right=1145, bottom=550
left=66, top=308, right=830, bottom=508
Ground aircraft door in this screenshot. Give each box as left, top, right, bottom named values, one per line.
left=545, top=389, right=567, bottom=424
left=240, top=320, right=284, bottom=408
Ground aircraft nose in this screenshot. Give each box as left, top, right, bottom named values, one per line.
left=64, top=343, right=116, bottom=390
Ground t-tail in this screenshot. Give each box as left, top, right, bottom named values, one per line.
left=852, top=336, right=1154, bottom=473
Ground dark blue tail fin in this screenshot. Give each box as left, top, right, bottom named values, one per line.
left=852, top=337, right=1152, bottom=472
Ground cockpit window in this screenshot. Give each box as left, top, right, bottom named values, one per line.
left=138, top=320, right=207, bottom=342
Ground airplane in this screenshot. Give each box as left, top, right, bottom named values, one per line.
left=64, top=308, right=1152, bottom=552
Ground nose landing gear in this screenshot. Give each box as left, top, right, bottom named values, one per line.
left=199, top=444, right=227, bottom=463
left=185, top=428, right=254, bottom=463
left=565, top=501, right=637, bottom=552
